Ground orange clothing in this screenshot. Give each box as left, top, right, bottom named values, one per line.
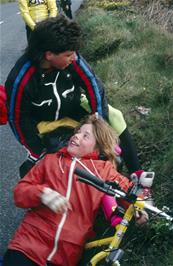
left=8, top=147, right=132, bottom=266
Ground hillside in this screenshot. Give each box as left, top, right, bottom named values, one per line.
left=76, top=0, right=173, bottom=265
left=133, top=0, right=173, bottom=33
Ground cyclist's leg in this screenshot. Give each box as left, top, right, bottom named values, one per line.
left=3, top=250, right=38, bottom=266
left=66, top=1, right=73, bottom=19
left=56, top=0, right=62, bottom=12
left=60, top=0, right=73, bottom=19
left=108, top=105, right=141, bottom=174
left=119, top=127, right=141, bottom=173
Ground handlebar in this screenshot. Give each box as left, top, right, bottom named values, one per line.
left=75, top=167, right=173, bottom=222
left=74, top=167, right=115, bottom=196
left=74, top=167, right=126, bottom=197
left=75, top=167, right=106, bottom=188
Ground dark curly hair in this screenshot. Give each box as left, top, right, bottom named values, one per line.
left=26, top=15, right=82, bottom=64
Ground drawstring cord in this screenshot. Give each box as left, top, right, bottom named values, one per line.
left=58, top=154, right=64, bottom=174
left=75, top=158, right=103, bottom=181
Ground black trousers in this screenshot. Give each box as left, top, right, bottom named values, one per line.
left=60, top=0, right=73, bottom=19
left=119, top=128, right=141, bottom=174
left=3, top=250, right=55, bottom=266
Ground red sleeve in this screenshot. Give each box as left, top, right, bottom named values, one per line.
left=13, top=157, right=48, bottom=208
left=101, top=161, right=133, bottom=193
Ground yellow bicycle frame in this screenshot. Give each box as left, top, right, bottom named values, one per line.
left=85, top=198, right=145, bottom=266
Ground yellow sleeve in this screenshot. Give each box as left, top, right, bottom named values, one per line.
left=79, top=96, right=127, bottom=136
left=47, top=0, right=58, bottom=17
left=108, top=105, right=127, bottom=136
left=18, top=0, right=36, bottom=30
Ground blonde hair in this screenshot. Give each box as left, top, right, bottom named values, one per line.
left=76, top=114, right=119, bottom=167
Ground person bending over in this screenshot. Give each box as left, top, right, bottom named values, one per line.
left=5, top=15, right=153, bottom=195
left=3, top=114, right=148, bottom=266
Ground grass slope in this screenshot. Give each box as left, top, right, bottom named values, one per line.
left=77, top=1, right=173, bottom=265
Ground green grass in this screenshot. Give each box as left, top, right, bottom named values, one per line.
left=77, top=3, right=173, bottom=146
left=77, top=1, right=173, bottom=265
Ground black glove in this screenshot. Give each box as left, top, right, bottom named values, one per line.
left=19, top=159, right=35, bottom=178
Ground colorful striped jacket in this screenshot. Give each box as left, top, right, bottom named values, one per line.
left=5, top=53, right=108, bottom=161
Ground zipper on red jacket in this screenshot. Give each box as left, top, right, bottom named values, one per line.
left=46, top=157, right=77, bottom=263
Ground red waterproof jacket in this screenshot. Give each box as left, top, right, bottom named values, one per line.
left=8, top=147, right=132, bottom=266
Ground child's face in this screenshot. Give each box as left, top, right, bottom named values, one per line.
left=67, top=124, right=97, bottom=158
left=45, top=51, right=76, bottom=69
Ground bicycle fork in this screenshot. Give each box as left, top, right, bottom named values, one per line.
left=89, top=204, right=136, bottom=265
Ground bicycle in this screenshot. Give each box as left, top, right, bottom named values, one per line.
left=74, top=167, right=173, bottom=266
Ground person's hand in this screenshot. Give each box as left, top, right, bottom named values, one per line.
left=135, top=210, right=149, bottom=226
left=130, top=170, right=155, bottom=187
left=130, top=170, right=155, bottom=205
left=40, top=187, right=71, bottom=213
